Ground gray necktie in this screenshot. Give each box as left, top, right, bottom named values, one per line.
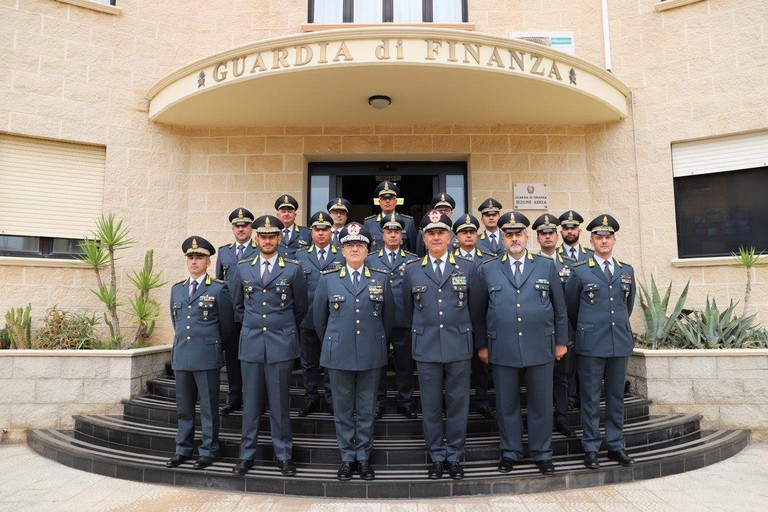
left=389, top=251, right=396, bottom=265
left=282, top=228, right=290, bottom=243
left=353, top=270, right=360, bottom=291
left=434, top=259, right=443, bottom=281
left=262, top=261, right=271, bottom=285
left=490, top=233, right=498, bottom=252
left=332, top=230, right=339, bottom=246
left=318, top=248, right=326, bottom=267
left=514, top=260, right=522, bottom=286
left=189, top=279, right=198, bottom=298
left=236, top=245, right=244, bottom=260
left=569, top=247, right=577, bottom=260
left=603, top=260, right=613, bottom=281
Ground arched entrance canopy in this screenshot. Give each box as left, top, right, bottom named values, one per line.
left=147, top=28, right=630, bottom=127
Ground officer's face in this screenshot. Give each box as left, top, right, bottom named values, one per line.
left=482, top=211, right=499, bottom=229
left=503, top=230, right=528, bottom=258
left=232, top=223, right=253, bottom=244
left=537, top=230, right=558, bottom=251
left=456, top=229, right=478, bottom=251
left=342, top=242, right=368, bottom=268
left=382, top=228, right=403, bottom=250
left=329, top=209, right=348, bottom=227
left=312, top=227, right=330, bottom=247
left=186, top=254, right=210, bottom=279
left=277, top=207, right=297, bottom=227
left=424, top=229, right=451, bottom=257
left=256, top=234, right=279, bottom=257
left=561, top=225, right=581, bottom=245
left=591, top=233, right=616, bottom=258
left=435, top=206, right=453, bottom=218
left=378, top=195, right=397, bottom=214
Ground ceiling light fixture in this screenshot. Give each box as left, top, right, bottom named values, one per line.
left=368, top=95, right=392, bottom=110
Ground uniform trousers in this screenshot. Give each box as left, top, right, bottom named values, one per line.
left=239, top=359, right=294, bottom=461
left=494, top=361, right=554, bottom=461
left=470, top=352, right=492, bottom=409
left=300, top=328, right=333, bottom=405
left=328, top=368, right=380, bottom=462
left=578, top=355, right=628, bottom=452
left=174, top=369, right=220, bottom=458
left=553, top=348, right=574, bottom=423
left=223, top=322, right=243, bottom=407
left=376, top=327, right=415, bottom=408
left=417, top=359, right=471, bottom=462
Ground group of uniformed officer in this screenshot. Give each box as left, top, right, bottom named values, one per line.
left=166, top=180, right=636, bottom=480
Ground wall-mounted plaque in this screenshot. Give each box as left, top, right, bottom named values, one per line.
left=513, top=183, right=548, bottom=210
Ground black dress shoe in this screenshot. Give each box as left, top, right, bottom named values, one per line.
left=337, top=462, right=354, bottom=481
left=535, top=459, right=556, bottom=475
left=277, top=459, right=297, bottom=476
left=427, top=461, right=444, bottom=479
left=555, top=420, right=577, bottom=438
left=192, top=457, right=215, bottom=470
left=567, top=397, right=579, bottom=411
left=446, top=461, right=464, bottom=480
left=498, top=457, right=517, bottom=473
left=584, top=451, right=600, bottom=470
left=357, top=460, right=375, bottom=481
left=374, top=405, right=384, bottom=420
left=232, top=459, right=254, bottom=475
left=607, top=449, right=635, bottom=466
left=476, top=405, right=497, bottom=419
left=397, top=405, right=417, bottom=419
left=165, top=454, right=191, bottom=468
left=299, top=401, right=320, bottom=417
left=220, top=403, right=241, bottom=416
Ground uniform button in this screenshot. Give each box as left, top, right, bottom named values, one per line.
left=610, top=298, right=614, bottom=301
left=356, top=309, right=360, bottom=313
left=188, top=305, right=192, bottom=309
left=186, top=315, right=191, bottom=319
left=439, top=324, right=444, bottom=328
left=611, top=322, right=615, bottom=326
left=518, top=317, right=522, bottom=322
left=263, top=289, right=267, bottom=292
left=356, top=330, right=361, bottom=334
left=356, top=299, right=360, bottom=303
left=609, top=285, right=613, bottom=289
left=186, top=336, right=191, bottom=340
left=262, top=302, right=267, bottom=306
left=263, top=327, right=267, bottom=331
left=518, top=332, right=523, bottom=336
left=439, top=311, right=443, bottom=315
left=611, top=310, right=615, bottom=314
left=438, top=288, right=442, bottom=292
left=517, top=304, right=521, bottom=308
left=262, top=314, right=267, bottom=318
left=356, top=319, right=360, bottom=323
left=186, top=326, right=190, bottom=330
left=438, top=299, right=443, bottom=303
left=517, top=290, right=521, bottom=294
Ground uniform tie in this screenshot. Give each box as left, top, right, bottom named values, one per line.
left=489, top=233, right=498, bottom=252
left=434, top=259, right=443, bottom=281
left=262, top=260, right=271, bottom=285
left=603, top=260, right=613, bottom=281
left=318, top=248, right=326, bottom=267
left=389, top=251, right=396, bottom=265
left=353, top=270, right=360, bottom=291
left=514, top=260, right=522, bottom=286
left=236, top=245, right=244, bottom=260
left=332, top=230, right=339, bottom=246
left=282, top=228, right=290, bottom=244
left=189, top=279, right=198, bottom=298
left=569, top=247, right=577, bottom=260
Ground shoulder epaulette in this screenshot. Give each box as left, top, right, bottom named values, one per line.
left=175, top=278, right=187, bottom=285
left=218, top=242, right=233, bottom=249
left=239, top=256, right=256, bottom=265
left=403, top=250, right=418, bottom=257
left=296, top=246, right=310, bottom=254
left=572, top=259, right=588, bottom=267
left=368, top=266, right=388, bottom=274
left=364, top=214, right=377, bottom=220
left=479, top=256, right=499, bottom=266
left=401, top=213, right=413, bottom=219
left=283, top=257, right=300, bottom=265
left=454, top=254, right=473, bottom=263
left=213, top=278, right=225, bottom=284
left=538, top=252, right=554, bottom=260
left=405, top=258, right=421, bottom=265
left=615, top=258, right=632, bottom=268
left=321, top=267, right=342, bottom=275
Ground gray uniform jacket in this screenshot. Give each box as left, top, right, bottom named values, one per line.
left=231, top=255, right=308, bottom=363
left=475, top=231, right=505, bottom=257
left=364, top=213, right=417, bottom=253
left=365, top=248, right=418, bottom=329
left=557, top=243, right=594, bottom=262
left=295, top=244, right=345, bottom=330
left=278, top=224, right=312, bottom=259
left=314, top=266, right=395, bottom=371
left=402, top=253, right=487, bottom=363
left=453, top=247, right=494, bottom=269
left=477, top=251, right=568, bottom=368
left=215, top=240, right=259, bottom=291
left=170, top=275, right=235, bottom=371
left=564, top=257, right=636, bottom=357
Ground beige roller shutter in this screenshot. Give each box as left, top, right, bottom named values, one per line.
left=672, top=131, right=768, bottom=178
left=0, top=134, right=105, bottom=239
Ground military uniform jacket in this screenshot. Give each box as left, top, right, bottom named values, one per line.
left=415, top=231, right=459, bottom=257
left=477, top=252, right=568, bottom=368
left=314, top=266, right=395, bottom=371
left=215, top=240, right=259, bottom=293
left=295, top=244, right=345, bottom=330
left=476, top=231, right=505, bottom=257
left=230, top=255, right=308, bottom=363
left=564, top=257, right=636, bottom=358
left=278, top=224, right=312, bottom=259
left=364, top=213, right=417, bottom=253
left=366, top=248, right=418, bottom=328
left=540, top=252, right=577, bottom=290
left=402, top=253, right=487, bottom=363
left=453, top=247, right=494, bottom=269
left=557, top=243, right=594, bottom=262
left=170, top=275, right=235, bottom=371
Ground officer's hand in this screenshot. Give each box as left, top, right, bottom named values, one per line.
left=478, top=348, right=489, bottom=365
left=555, top=345, right=568, bottom=361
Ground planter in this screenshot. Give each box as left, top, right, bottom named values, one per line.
left=0, top=345, right=171, bottom=442
left=627, top=347, right=768, bottom=442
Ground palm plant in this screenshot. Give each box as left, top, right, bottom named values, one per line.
left=731, top=246, right=766, bottom=316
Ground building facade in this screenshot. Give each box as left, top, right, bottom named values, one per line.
left=1, top=0, right=766, bottom=344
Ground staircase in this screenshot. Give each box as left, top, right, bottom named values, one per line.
left=28, top=367, right=748, bottom=498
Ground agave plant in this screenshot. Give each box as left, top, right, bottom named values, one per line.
left=674, top=298, right=758, bottom=349
left=637, top=278, right=689, bottom=349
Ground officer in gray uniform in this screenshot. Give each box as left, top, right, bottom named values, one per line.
left=565, top=214, right=636, bottom=470
left=275, top=194, right=312, bottom=259
left=415, top=192, right=458, bottom=256
left=365, top=213, right=419, bottom=419
left=166, top=236, right=235, bottom=471
left=215, top=207, right=258, bottom=415
left=533, top=213, right=577, bottom=438
left=452, top=213, right=496, bottom=420
left=363, top=180, right=417, bottom=252
left=477, top=212, right=568, bottom=476
left=403, top=210, right=486, bottom=480
left=230, top=215, right=308, bottom=477
left=314, top=222, right=395, bottom=481
left=295, top=211, right=345, bottom=416
left=327, top=197, right=351, bottom=249
left=475, top=198, right=505, bottom=256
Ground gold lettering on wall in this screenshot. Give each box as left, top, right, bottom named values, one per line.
left=295, top=45, right=313, bottom=66
left=333, top=41, right=353, bottom=62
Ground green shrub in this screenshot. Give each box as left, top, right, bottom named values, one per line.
left=5, top=304, right=32, bottom=349
left=34, top=307, right=103, bottom=350
left=0, top=328, right=10, bottom=349
left=673, top=298, right=759, bottom=349
left=637, top=278, right=689, bottom=349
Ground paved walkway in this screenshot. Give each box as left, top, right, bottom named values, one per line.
left=1, top=443, right=767, bottom=511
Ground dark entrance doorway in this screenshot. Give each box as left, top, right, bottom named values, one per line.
left=308, top=161, right=467, bottom=225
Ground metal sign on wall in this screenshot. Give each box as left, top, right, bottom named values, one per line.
left=513, top=183, right=549, bottom=210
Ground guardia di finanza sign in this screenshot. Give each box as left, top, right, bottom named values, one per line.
left=202, top=37, right=578, bottom=87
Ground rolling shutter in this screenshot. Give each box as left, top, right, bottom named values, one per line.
left=0, top=134, right=105, bottom=239
left=672, top=131, right=768, bottom=178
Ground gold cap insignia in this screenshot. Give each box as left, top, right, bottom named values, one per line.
left=265, top=217, right=272, bottom=227
left=544, top=214, right=550, bottom=224
left=319, top=213, right=325, bottom=222
left=237, top=209, right=244, bottom=219
left=441, top=193, right=446, bottom=201
left=568, top=211, right=574, bottom=221
left=337, top=198, right=343, bottom=206
left=191, top=238, right=199, bottom=249
left=383, top=182, right=390, bottom=191
left=602, top=215, right=609, bottom=226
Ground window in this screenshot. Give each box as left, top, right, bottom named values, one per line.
left=91, top=0, right=117, bottom=4
left=672, top=132, right=768, bottom=258
left=309, top=0, right=467, bottom=23
left=0, top=134, right=105, bottom=259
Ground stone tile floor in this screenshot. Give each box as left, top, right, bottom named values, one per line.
left=1, top=444, right=766, bottom=511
